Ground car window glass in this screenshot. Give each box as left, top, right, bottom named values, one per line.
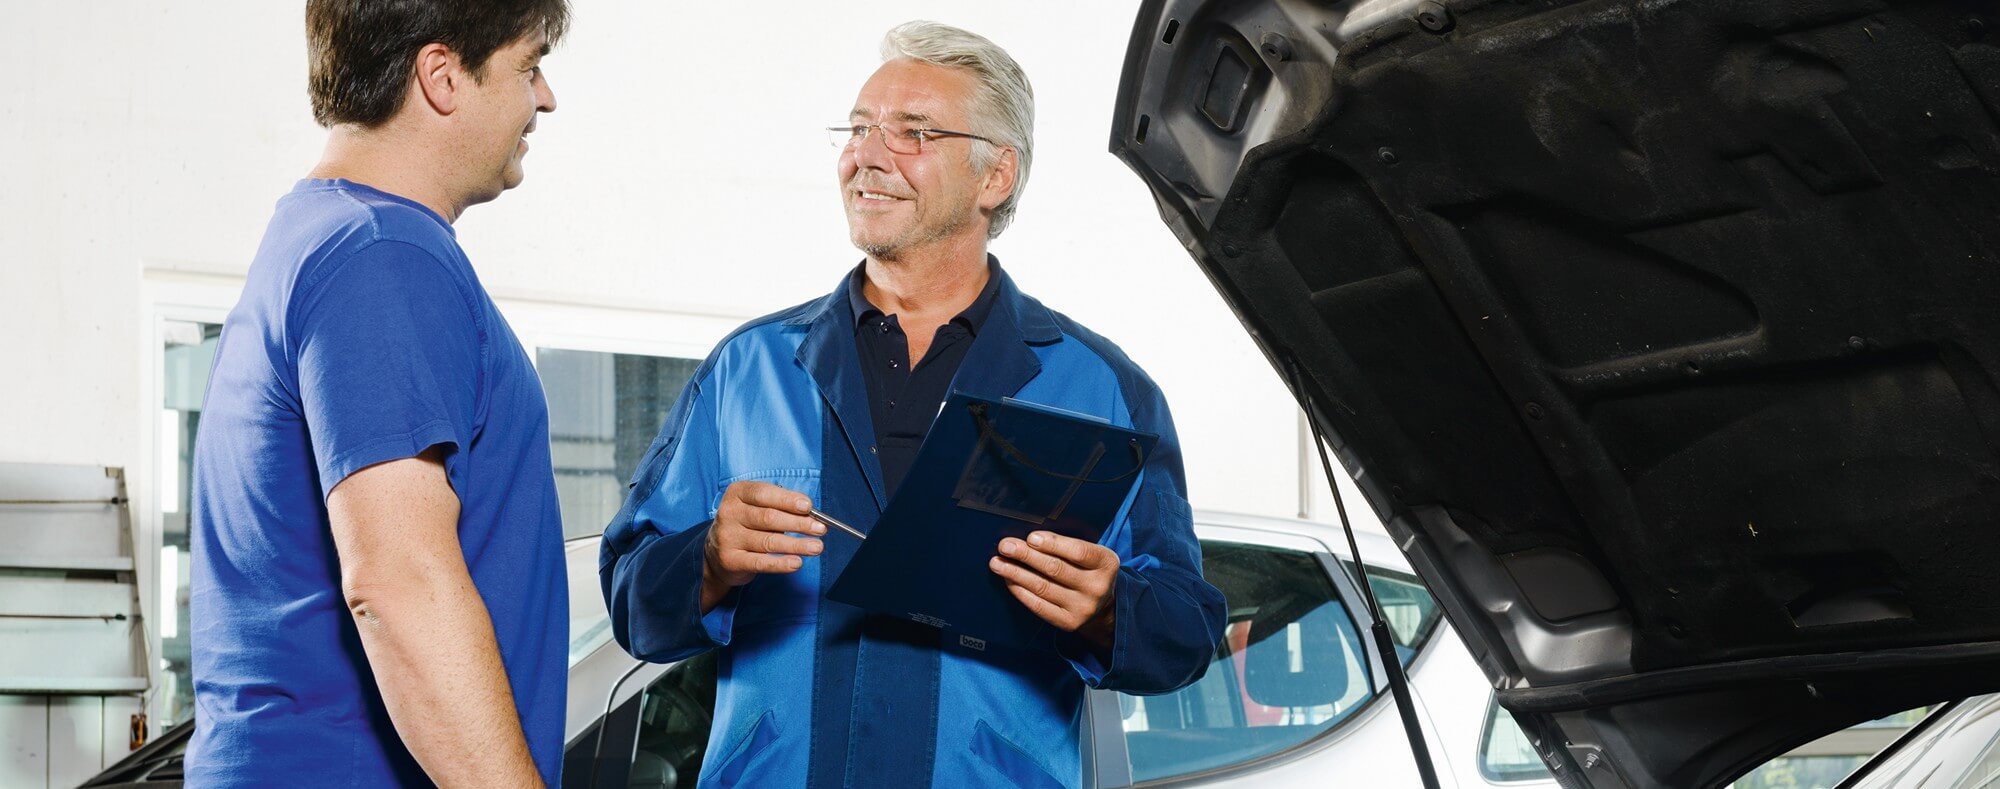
left=567, top=538, right=614, bottom=666
left=1731, top=706, right=1935, bottom=789
left=625, top=651, right=718, bottom=788
left=1915, top=701, right=2000, bottom=789
left=1116, top=541, right=1372, bottom=784
left=538, top=348, right=701, bottom=540
left=1480, top=695, right=1553, bottom=782
left=1948, top=733, right=2000, bottom=789
left=1341, top=560, right=1442, bottom=665
left=563, top=652, right=718, bottom=789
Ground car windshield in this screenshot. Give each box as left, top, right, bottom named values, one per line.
left=567, top=537, right=615, bottom=666
left=1842, top=698, right=1998, bottom=789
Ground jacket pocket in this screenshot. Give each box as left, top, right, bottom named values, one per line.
left=717, top=469, right=823, bottom=629
left=968, top=719, right=1069, bottom=789
left=705, top=709, right=779, bottom=788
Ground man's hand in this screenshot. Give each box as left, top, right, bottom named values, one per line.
left=701, top=481, right=824, bottom=612
left=989, top=531, right=1120, bottom=658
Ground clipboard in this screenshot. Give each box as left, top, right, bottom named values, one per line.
left=826, top=391, right=1158, bottom=651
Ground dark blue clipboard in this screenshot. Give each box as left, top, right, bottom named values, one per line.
left=826, top=391, right=1158, bottom=652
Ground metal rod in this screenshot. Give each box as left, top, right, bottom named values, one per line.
left=1289, top=357, right=1443, bottom=789
left=0, top=613, right=130, bottom=622
left=0, top=497, right=128, bottom=506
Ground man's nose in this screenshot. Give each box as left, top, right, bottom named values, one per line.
left=537, top=74, right=558, bottom=113
left=851, top=126, right=896, bottom=169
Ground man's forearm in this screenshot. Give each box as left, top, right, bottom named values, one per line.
left=347, top=564, right=543, bottom=788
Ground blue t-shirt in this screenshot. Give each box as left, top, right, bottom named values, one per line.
left=188, top=179, right=567, bottom=786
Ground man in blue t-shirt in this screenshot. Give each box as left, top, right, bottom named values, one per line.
left=188, top=2, right=573, bottom=786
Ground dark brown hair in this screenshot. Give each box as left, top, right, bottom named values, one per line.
left=306, top=0, right=571, bottom=128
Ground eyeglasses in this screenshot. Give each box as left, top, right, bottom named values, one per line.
left=826, top=123, right=996, bottom=155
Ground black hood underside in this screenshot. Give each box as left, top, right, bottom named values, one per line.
left=1113, top=0, right=2000, bottom=785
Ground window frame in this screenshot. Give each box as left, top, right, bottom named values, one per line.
left=1339, top=559, right=1446, bottom=669
left=1089, top=525, right=1397, bottom=788
left=532, top=345, right=708, bottom=541
left=138, top=267, right=751, bottom=743
left=1478, top=693, right=1557, bottom=784
left=562, top=650, right=719, bottom=789
left=141, top=269, right=240, bottom=736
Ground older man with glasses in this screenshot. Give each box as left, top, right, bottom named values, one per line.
left=600, top=21, right=1225, bottom=788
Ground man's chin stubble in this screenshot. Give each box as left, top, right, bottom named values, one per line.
left=857, top=241, right=900, bottom=259
left=850, top=212, right=970, bottom=262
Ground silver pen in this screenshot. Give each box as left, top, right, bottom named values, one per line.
left=810, top=508, right=867, bottom=541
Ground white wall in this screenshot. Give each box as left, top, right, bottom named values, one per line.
left=0, top=1, right=1389, bottom=781
left=473, top=1, right=1311, bottom=519
left=1, top=0, right=1311, bottom=511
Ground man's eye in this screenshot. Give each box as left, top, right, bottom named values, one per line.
left=900, top=128, right=926, bottom=142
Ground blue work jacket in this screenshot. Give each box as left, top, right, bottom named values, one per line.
left=600, top=267, right=1226, bottom=788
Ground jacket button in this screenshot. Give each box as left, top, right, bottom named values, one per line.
left=869, top=446, right=878, bottom=454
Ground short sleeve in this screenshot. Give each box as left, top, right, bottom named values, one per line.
left=291, top=240, right=483, bottom=499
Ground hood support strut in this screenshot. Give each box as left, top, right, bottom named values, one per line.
left=1291, top=357, right=1443, bottom=789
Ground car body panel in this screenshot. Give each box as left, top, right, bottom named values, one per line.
left=1097, top=510, right=1558, bottom=788
left=1111, top=1, right=2000, bottom=786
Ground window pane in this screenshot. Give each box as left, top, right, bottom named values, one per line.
left=1480, top=696, right=1553, bottom=782
left=159, top=320, right=220, bottom=729
left=1732, top=705, right=1935, bottom=789
left=559, top=653, right=717, bottom=789
left=1731, top=756, right=1871, bottom=789
left=633, top=652, right=718, bottom=788
left=537, top=349, right=700, bottom=540
left=1342, top=560, right=1443, bottom=666
left=1944, top=709, right=2000, bottom=789
left=566, top=538, right=613, bottom=666
left=1119, top=542, right=1371, bottom=783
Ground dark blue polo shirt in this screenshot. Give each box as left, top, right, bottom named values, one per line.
left=848, top=259, right=1001, bottom=494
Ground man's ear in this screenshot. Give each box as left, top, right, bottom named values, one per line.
left=412, top=42, right=464, bottom=116
left=979, top=147, right=1018, bottom=212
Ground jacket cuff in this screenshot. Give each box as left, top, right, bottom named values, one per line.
left=607, top=519, right=734, bottom=661
left=702, top=582, right=738, bottom=646
left=1058, top=566, right=1144, bottom=687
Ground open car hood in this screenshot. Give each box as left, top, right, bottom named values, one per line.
left=1110, top=0, right=2000, bottom=786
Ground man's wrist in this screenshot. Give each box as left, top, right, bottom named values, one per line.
left=1078, top=606, right=1116, bottom=661
left=698, top=544, right=731, bottom=614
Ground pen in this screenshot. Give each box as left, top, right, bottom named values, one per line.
left=810, top=508, right=867, bottom=541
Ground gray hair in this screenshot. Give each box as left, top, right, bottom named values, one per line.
left=880, top=21, right=1035, bottom=239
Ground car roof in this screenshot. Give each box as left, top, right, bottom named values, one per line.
left=1193, top=508, right=1412, bottom=574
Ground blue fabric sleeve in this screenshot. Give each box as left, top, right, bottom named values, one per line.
left=1057, top=385, right=1227, bottom=694
left=599, top=365, right=738, bottom=663
left=290, top=240, right=482, bottom=499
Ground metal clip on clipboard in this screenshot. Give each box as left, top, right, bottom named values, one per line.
left=951, top=401, right=1147, bottom=525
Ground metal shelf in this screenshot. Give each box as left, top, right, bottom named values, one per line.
left=0, top=555, right=135, bottom=573
left=0, top=463, right=150, bottom=700
left=0, top=676, right=149, bottom=696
